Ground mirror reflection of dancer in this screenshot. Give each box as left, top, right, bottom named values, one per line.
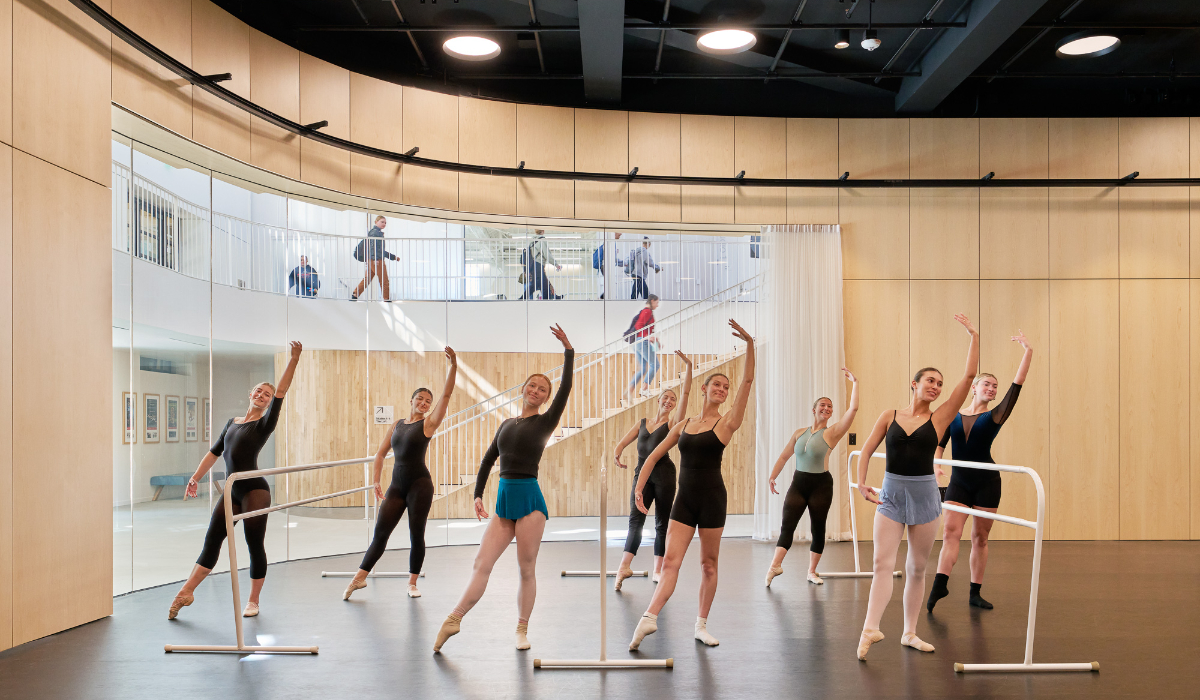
left=854, top=315, right=978, bottom=660
left=613, top=352, right=694, bottom=590
left=343, top=347, right=457, bottom=601
left=765, top=369, right=859, bottom=587
left=168, top=341, right=303, bottom=620
left=927, top=331, right=1032, bottom=612
left=434, top=326, right=573, bottom=653
left=629, top=320, right=755, bottom=651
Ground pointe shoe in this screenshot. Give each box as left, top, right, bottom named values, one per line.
left=765, top=565, right=783, bottom=587
left=343, top=578, right=367, bottom=600
left=614, top=566, right=634, bottom=592
left=807, top=572, right=824, bottom=585
left=901, top=633, right=935, bottom=653
left=857, top=629, right=885, bottom=660
left=433, top=614, right=462, bottom=652
left=242, top=602, right=259, bottom=617
left=694, top=617, right=719, bottom=646
left=407, top=585, right=421, bottom=598
left=629, top=613, right=658, bottom=651
left=168, top=593, right=193, bottom=620
left=516, top=622, right=531, bottom=650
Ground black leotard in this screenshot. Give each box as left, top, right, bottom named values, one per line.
left=669, top=417, right=728, bottom=529
left=473, top=349, right=574, bottom=499
left=210, top=396, right=283, bottom=500
left=624, top=418, right=677, bottom=556
left=360, top=419, right=435, bottom=575
left=938, top=383, right=1022, bottom=508
left=884, top=411, right=939, bottom=477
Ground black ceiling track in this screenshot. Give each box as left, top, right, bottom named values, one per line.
left=71, top=0, right=1200, bottom=189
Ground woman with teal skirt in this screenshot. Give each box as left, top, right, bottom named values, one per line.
left=434, top=324, right=573, bottom=653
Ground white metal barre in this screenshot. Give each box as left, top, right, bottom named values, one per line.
left=561, top=571, right=649, bottom=577
left=321, top=572, right=426, bottom=578
left=165, top=455, right=381, bottom=655
left=535, top=466, right=672, bottom=669
left=817, top=451, right=901, bottom=579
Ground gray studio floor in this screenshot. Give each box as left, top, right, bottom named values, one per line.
left=5, top=537, right=1197, bottom=699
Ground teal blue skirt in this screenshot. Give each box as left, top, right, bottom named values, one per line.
left=496, top=478, right=549, bottom=521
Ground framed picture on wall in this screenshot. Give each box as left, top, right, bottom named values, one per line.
left=165, top=395, right=180, bottom=442
left=122, top=392, right=136, bottom=445
left=184, top=397, right=198, bottom=442
left=204, top=398, right=211, bottom=442
left=144, top=393, right=160, bottom=443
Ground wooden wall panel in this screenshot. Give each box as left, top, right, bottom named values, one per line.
left=1192, top=280, right=1200, bottom=537
left=839, top=118, right=909, bottom=179
left=628, top=111, right=680, bottom=222
left=0, top=145, right=11, bottom=651
left=909, top=280, right=979, bottom=400
left=459, top=97, right=515, bottom=215
left=13, top=0, right=111, bottom=186
left=111, top=0, right=192, bottom=137
left=734, top=116, right=785, bottom=224
left=1119, top=187, right=1189, bottom=279
left=839, top=119, right=908, bottom=280
left=1048, top=117, right=1117, bottom=279
left=1049, top=280, right=1119, bottom=539
left=190, top=0, right=250, bottom=162
left=1193, top=118, right=1200, bottom=280
left=980, top=119, right=1048, bottom=280
left=248, top=28, right=299, bottom=179
left=402, top=88, right=458, bottom=211
left=909, top=118, right=978, bottom=179
left=1119, top=117, right=1189, bottom=179
left=680, top=114, right=734, bottom=223
left=1049, top=117, right=1117, bottom=180
left=0, top=0, right=13, bottom=145
left=785, top=118, right=838, bottom=224
left=516, top=104, right=572, bottom=218
left=299, top=54, right=350, bottom=192
left=910, top=189, right=978, bottom=280
left=11, top=152, right=111, bottom=644
left=348, top=73, right=403, bottom=203
left=574, top=109, right=627, bottom=221
left=1119, top=279, right=1189, bottom=539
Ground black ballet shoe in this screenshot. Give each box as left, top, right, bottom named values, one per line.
left=969, top=594, right=994, bottom=610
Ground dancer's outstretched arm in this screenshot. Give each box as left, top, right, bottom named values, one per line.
left=424, top=347, right=458, bottom=437
left=825, top=368, right=860, bottom=444
left=768, top=429, right=802, bottom=495
left=718, top=320, right=755, bottom=440
left=670, top=351, right=693, bottom=428
left=932, top=315, right=978, bottom=435
left=855, top=411, right=892, bottom=505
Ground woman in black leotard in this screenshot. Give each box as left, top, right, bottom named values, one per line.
left=343, top=347, right=457, bottom=602
left=434, top=325, right=573, bottom=653
left=853, top=314, right=978, bottom=660
left=613, top=352, right=693, bottom=590
left=168, top=341, right=303, bottom=620
left=927, top=330, right=1032, bottom=612
left=628, top=320, right=755, bottom=651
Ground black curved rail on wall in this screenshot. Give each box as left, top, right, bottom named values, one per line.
left=72, top=0, right=1200, bottom=189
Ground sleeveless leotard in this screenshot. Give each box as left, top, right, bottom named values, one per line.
left=669, top=417, right=728, bottom=529
left=793, top=427, right=831, bottom=474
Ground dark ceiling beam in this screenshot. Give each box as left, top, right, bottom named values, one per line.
left=895, top=0, right=1054, bottom=113
left=577, top=0, right=624, bottom=102
left=988, top=0, right=1085, bottom=82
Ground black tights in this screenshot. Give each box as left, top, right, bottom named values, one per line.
left=360, top=475, right=434, bottom=575
left=777, top=471, right=834, bottom=554
left=624, top=472, right=676, bottom=557
left=197, top=486, right=271, bottom=579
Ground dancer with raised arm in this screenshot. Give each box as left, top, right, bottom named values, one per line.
left=434, top=325, right=573, bottom=653
left=854, top=315, right=978, bottom=660
left=765, top=369, right=859, bottom=588
left=927, top=331, right=1033, bottom=612
left=168, top=341, right=303, bottom=620
left=613, top=352, right=694, bottom=590
left=628, top=320, right=755, bottom=651
left=343, top=347, right=458, bottom=601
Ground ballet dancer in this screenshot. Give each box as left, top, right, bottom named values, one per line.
left=343, top=347, right=458, bottom=601
left=613, top=352, right=694, bottom=590
left=629, top=320, right=755, bottom=651
left=168, top=341, right=303, bottom=620
left=434, top=325, right=573, bottom=653
left=927, top=331, right=1032, bottom=612
left=854, top=314, right=978, bottom=660
left=765, top=368, right=859, bottom=587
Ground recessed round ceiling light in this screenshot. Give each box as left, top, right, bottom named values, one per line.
left=697, top=29, right=756, bottom=55
left=1055, top=33, right=1120, bottom=59
left=834, top=29, right=850, bottom=49
left=443, top=36, right=501, bottom=61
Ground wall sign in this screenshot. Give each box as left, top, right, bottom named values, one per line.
left=374, top=406, right=394, bottom=425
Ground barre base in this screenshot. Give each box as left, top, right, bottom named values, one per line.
left=817, top=571, right=902, bottom=579
left=561, top=570, right=649, bottom=577
left=534, top=658, right=673, bottom=668
left=165, top=644, right=319, bottom=654
left=321, top=572, right=425, bottom=578
left=955, top=661, right=1099, bottom=673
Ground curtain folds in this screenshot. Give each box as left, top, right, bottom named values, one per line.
left=753, top=225, right=846, bottom=544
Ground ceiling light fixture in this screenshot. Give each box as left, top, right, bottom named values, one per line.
left=697, top=29, right=756, bottom=55
left=443, top=36, right=501, bottom=61
left=1055, top=32, right=1120, bottom=59
left=834, top=29, right=850, bottom=49
left=861, top=29, right=880, bottom=51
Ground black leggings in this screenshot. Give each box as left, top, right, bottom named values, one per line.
left=777, top=471, right=834, bottom=554
left=359, top=474, right=434, bottom=575
left=197, top=484, right=271, bottom=579
left=624, top=470, right=677, bottom=557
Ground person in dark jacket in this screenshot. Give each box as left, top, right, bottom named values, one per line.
left=288, top=256, right=320, bottom=298
left=352, top=215, right=399, bottom=301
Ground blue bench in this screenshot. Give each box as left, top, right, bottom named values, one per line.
left=150, top=472, right=226, bottom=501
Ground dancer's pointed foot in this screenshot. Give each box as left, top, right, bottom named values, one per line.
left=857, top=629, right=885, bottom=660
left=806, top=572, right=824, bottom=585
left=629, top=613, right=658, bottom=651
left=927, top=573, right=950, bottom=612
left=343, top=577, right=367, bottom=601
left=407, top=584, right=422, bottom=598
left=167, top=593, right=193, bottom=620
left=901, top=633, right=935, bottom=652
left=433, top=614, right=462, bottom=652
left=765, top=565, right=783, bottom=587
left=242, top=602, right=259, bottom=617
left=614, top=566, right=634, bottom=592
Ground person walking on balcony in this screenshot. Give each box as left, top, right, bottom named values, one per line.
left=351, top=215, right=399, bottom=301
left=595, top=231, right=625, bottom=299
left=627, top=237, right=660, bottom=300
left=288, top=255, right=320, bottom=298
left=521, top=229, right=562, bottom=300
left=625, top=294, right=661, bottom=401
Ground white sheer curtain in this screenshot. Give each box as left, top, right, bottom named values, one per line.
left=753, top=225, right=845, bottom=544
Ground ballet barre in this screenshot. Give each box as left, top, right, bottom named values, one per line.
left=816, top=451, right=901, bottom=579
left=165, top=455, right=384, bottom=655
left=561, top=571, right=648, bottom=577
left=535, top=466, right=672, bottom=669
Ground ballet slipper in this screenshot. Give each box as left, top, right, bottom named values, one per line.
left=629, top=613, right=658, bottom=651
left=242, top=602, right=259, bottom=617
left=694, top=617, right=719, bottom=646
left=765, top=565, right=783, bottom=587
left=806, top=572, right=824, bottom=585
left=857, top=629, right=885, bottom=660
left=168, top=593, right=193, bottom=620
left=652, top=571, right=661, bottom=584
left=343, top=578, right=367, bottom=601
left=901, top=633, right=935, bottom=652
left=614, top=566, right=634, bottom=592
left=433, top=614, right=462, bottom=652
left=516, top=622, right=531, bottom=650
left=407, top=585, right=421, bottom=598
